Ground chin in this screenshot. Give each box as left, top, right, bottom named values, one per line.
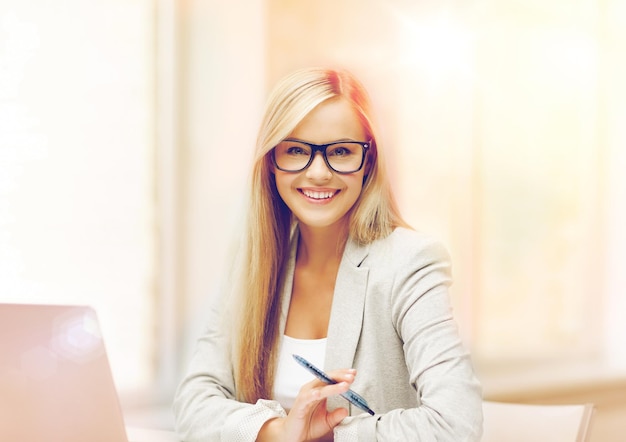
left=298, top=215, right=350, bottom=231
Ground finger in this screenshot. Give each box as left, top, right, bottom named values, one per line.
left=290, top=387, right=328, bottom=419
left=304, top=368, right=357, bottom=391
left=296, top=380, right=350, bottom=412
left=293, top=369, right=356, bottom=414
left=324, top=368, right=357, bottom=384
left=326, top=406, right=349, bottom=428
left=313, top=380, right=351, bottom=401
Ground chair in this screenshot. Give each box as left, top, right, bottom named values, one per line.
left=125, top=427, right=180, bottom=442
left=482, top=400, right=594, bottom=442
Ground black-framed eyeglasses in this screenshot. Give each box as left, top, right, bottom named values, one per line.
left=272, top=139, right=370, bottom=174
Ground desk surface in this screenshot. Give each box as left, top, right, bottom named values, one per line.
left=126, top=426, right=180, bottom=442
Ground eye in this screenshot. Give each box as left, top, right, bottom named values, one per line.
left=327, top=144, right=355, bottom=157
left=286, top=146, right=309, bottom=156
left=278, top=141, right=311, bottom=157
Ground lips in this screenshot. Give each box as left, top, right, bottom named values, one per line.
left=300, top=189, right=337, bottom=200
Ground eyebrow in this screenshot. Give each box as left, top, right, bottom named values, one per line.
left=283, top=137, right=358, bottom=144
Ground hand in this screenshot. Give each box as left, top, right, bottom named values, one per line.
left=257, top=368, right=357, bottom=442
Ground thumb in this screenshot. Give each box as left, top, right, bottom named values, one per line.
left=327, top=407, right=349, bottom=428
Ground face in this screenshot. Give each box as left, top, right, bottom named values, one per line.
left=273, top=97, right=369, bottom=231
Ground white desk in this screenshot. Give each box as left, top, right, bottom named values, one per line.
left=126, top=426, right=180, bottom=442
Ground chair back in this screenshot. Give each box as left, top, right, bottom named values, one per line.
left=482, top=401, right=594, bottom=442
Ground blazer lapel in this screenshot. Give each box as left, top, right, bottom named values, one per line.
left=325, top=238, right=370, bottom=369
left=325, top=237, right=370, bottom=412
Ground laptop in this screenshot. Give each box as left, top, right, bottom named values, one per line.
left=0, top=303, right=178, bottom=442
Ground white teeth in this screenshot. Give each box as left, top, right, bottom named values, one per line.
left=302, top=189, right=335, bottom=199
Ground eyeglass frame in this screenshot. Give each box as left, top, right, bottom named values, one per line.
left=271, top=138, right=371, bottom=174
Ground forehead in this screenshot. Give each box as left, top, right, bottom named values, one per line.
left=288, top=97, right=366, bottom=143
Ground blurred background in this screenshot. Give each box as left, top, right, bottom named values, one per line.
left=1, top=0, right=625, bottom=439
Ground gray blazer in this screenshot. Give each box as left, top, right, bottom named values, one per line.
left=174, top=227, right=483, bottom=441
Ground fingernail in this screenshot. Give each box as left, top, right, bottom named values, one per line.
left=344, top=373, right=354, bottom=380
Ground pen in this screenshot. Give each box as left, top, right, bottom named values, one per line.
left=292, top=354, right=375, bottom=416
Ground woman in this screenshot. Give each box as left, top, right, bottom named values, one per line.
left=173, top=68, right=483, bottom=441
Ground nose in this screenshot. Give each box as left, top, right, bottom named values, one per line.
left=305, top=151, right=332, bottom=180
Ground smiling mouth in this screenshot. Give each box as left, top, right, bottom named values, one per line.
left=300, top=189, right=337, bottom=200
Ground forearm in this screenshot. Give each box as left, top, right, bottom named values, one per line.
left=174, top=390, right=287, bottom=442
left=256, top=417, right=284, bottom=442
left=258, top=418, right=335, bottom=442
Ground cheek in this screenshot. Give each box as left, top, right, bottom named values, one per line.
left=345, top=176, right=365, bottom=200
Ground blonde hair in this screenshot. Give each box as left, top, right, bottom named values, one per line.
left=232, top=68, right=407, bottom=403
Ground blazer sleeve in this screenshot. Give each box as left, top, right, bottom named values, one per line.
left=172, top=301, right=286, bottom=442
left=334, top=235, right=483, bottom=441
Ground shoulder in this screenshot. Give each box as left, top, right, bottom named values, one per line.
left=368, top=227, right=451, bottom=267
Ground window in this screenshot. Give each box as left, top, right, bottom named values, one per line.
left=0, top=1, right=156, bottom=393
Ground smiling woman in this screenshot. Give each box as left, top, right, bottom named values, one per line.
left=173, top=67, right=483, bottom=442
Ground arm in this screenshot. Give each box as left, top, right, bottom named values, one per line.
left=173, top=301, right=357, bottom=442
left=173, top=302, right=287, bottom=442
left=335, top=236, right=483, bottom=441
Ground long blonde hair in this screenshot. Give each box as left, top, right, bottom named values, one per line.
left=232, top=68, right=407, bottom=403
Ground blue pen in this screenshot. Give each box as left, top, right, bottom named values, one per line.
left=292, top=354, right=375, bottom=416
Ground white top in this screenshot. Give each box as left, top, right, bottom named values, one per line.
left=273, top=334, right=327, bottom=411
